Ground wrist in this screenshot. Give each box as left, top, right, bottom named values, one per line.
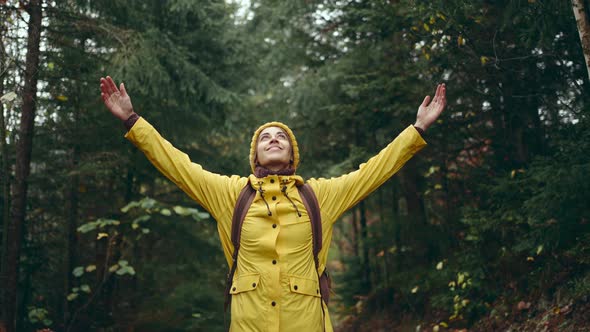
left=124, top=112, right=140, bottom=130
left=413, top=121, right=428, bottom=133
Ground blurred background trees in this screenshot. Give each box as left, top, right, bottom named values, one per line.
left=0, top=0, right=589, bottom=331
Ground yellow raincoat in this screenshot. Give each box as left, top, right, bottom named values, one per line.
left=125, top=117, right=426, bottom=332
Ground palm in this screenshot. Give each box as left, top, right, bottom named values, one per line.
left=100, top=76, right=134, bottom=121
left=106, top=91, right=132, bottom=115
left=415, top=83, right=446, bottom=131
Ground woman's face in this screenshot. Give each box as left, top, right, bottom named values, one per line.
left=256, top=126, right=292, bottom=171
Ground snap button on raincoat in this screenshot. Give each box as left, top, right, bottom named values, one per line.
left=125, top=117, right=427, bottom=332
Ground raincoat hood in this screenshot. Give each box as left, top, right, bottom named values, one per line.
left=249, top=121, right=300, bottom=174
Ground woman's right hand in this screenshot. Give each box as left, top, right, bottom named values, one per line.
left=100, top=76, right=135, bottom=121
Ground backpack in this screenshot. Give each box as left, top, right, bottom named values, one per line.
left=224, top=182, right=331, bottom=312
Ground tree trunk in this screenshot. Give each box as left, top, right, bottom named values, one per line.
left=572, top=0, right=590, bottom=81
left=390, top=179, right=400, bottom=281
left=359, top=200, right=371, bottom=291
left=0, top=2, right=11, bottom=276
left=0, top=15, right=9, bottom=332
left=351, top=205, right=359, bottom=257
left=398, top=160, right=433, bottom=262
left=63, top=105, right=80, bottom=329
left=0, top=1, right=42, bottom=331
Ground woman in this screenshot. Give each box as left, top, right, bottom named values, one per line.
left=100, top=76, right=446, bottom=332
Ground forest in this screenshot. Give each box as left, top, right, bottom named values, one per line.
left=1, top=0, right=590, bottom=331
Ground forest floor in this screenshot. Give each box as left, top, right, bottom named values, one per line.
left=334, top=293, right=590, bottom=332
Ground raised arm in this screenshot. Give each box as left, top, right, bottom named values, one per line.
left=308, top=84, right=447, bottom=224
left=98, top=76, right=247, bottom=223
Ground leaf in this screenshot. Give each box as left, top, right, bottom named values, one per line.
left=72, top=266, right=84, bottom=277
left=47, top=62, right=54, bottom=70
left=436, top=261, right=444, bottom=270
left=85, top=265, right=96, bottom=272
left=67, top=293, right=78, bottom=301
left=77, top=222, right=98, bottom=233
left=142, top=228, right=150, bottom=234
left=458, top=36, right=465, bottom=46
left=80, top=284, right=91, bottom=293
left=98, top=219, right=120, bottom=227
left=173, top=206, right=188, bottom=215
left=140, top=197, right=157, bottom=209
left=116, top=265, right=136, bottom=276
left=457, top=272, right=465, bottom=284
left=118, top=260, right=129, bottom=266
left=192, top=313, right=202, bottom=318
left=56, top=95, right=68, bottom=102
left=121, top=200, right=140, bottom=213
left=133, top=215, right=148, bottom=229
left=536, top=245, right=543, bottom=255
left=109, top=264, right=119, bottom=273
left=0, top=91, right=17, bottom=102
left=160, top=208, right=172, bottom=216
left=411, top=286, right=419, bottom=293
left=97, top=232, right=108, bottom=240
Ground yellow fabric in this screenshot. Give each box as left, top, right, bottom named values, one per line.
left=249, top=121, right=300, bottom=173
left=125, top=117, right=427, bottom=332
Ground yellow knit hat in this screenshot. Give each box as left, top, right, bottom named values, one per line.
left=249, top=122, right=300, bottom=174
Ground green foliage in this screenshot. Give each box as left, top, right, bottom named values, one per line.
left=77, top=218, right=121, bottom=234
left=4, top=0, right=590, bottom=330
left=27, top=307, right=52, bottom=327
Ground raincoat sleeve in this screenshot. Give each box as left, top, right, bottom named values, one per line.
left=124, top=117, right=246, bottom=222
left=307, top=125, right=427, bottom=224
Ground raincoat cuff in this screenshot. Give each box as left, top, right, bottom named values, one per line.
left=124, top=113, right=140, bottom=131
left=412, top=125, right=425, bottom=137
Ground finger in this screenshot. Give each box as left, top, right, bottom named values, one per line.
left=103, top=77, right=114, bottom=95
left=100, top=83, right=109, bottom=96
left=106, top=76, right=118, bottom=94
left=120, top=82, right=127, bottom=97
left=440, top=85, right=447, bottom=105
left=101, top=92, right=110, bottom=105
left=434, top=84, right=442, bottom=103
left=421, top=95, right=431, bottom=107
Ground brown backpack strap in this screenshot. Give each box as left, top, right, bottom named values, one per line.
left=298, top=184, right=322, bottom=268
left=298, top=183, right=331, bottom=306
left=224, top=183, right=256, bottom=312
